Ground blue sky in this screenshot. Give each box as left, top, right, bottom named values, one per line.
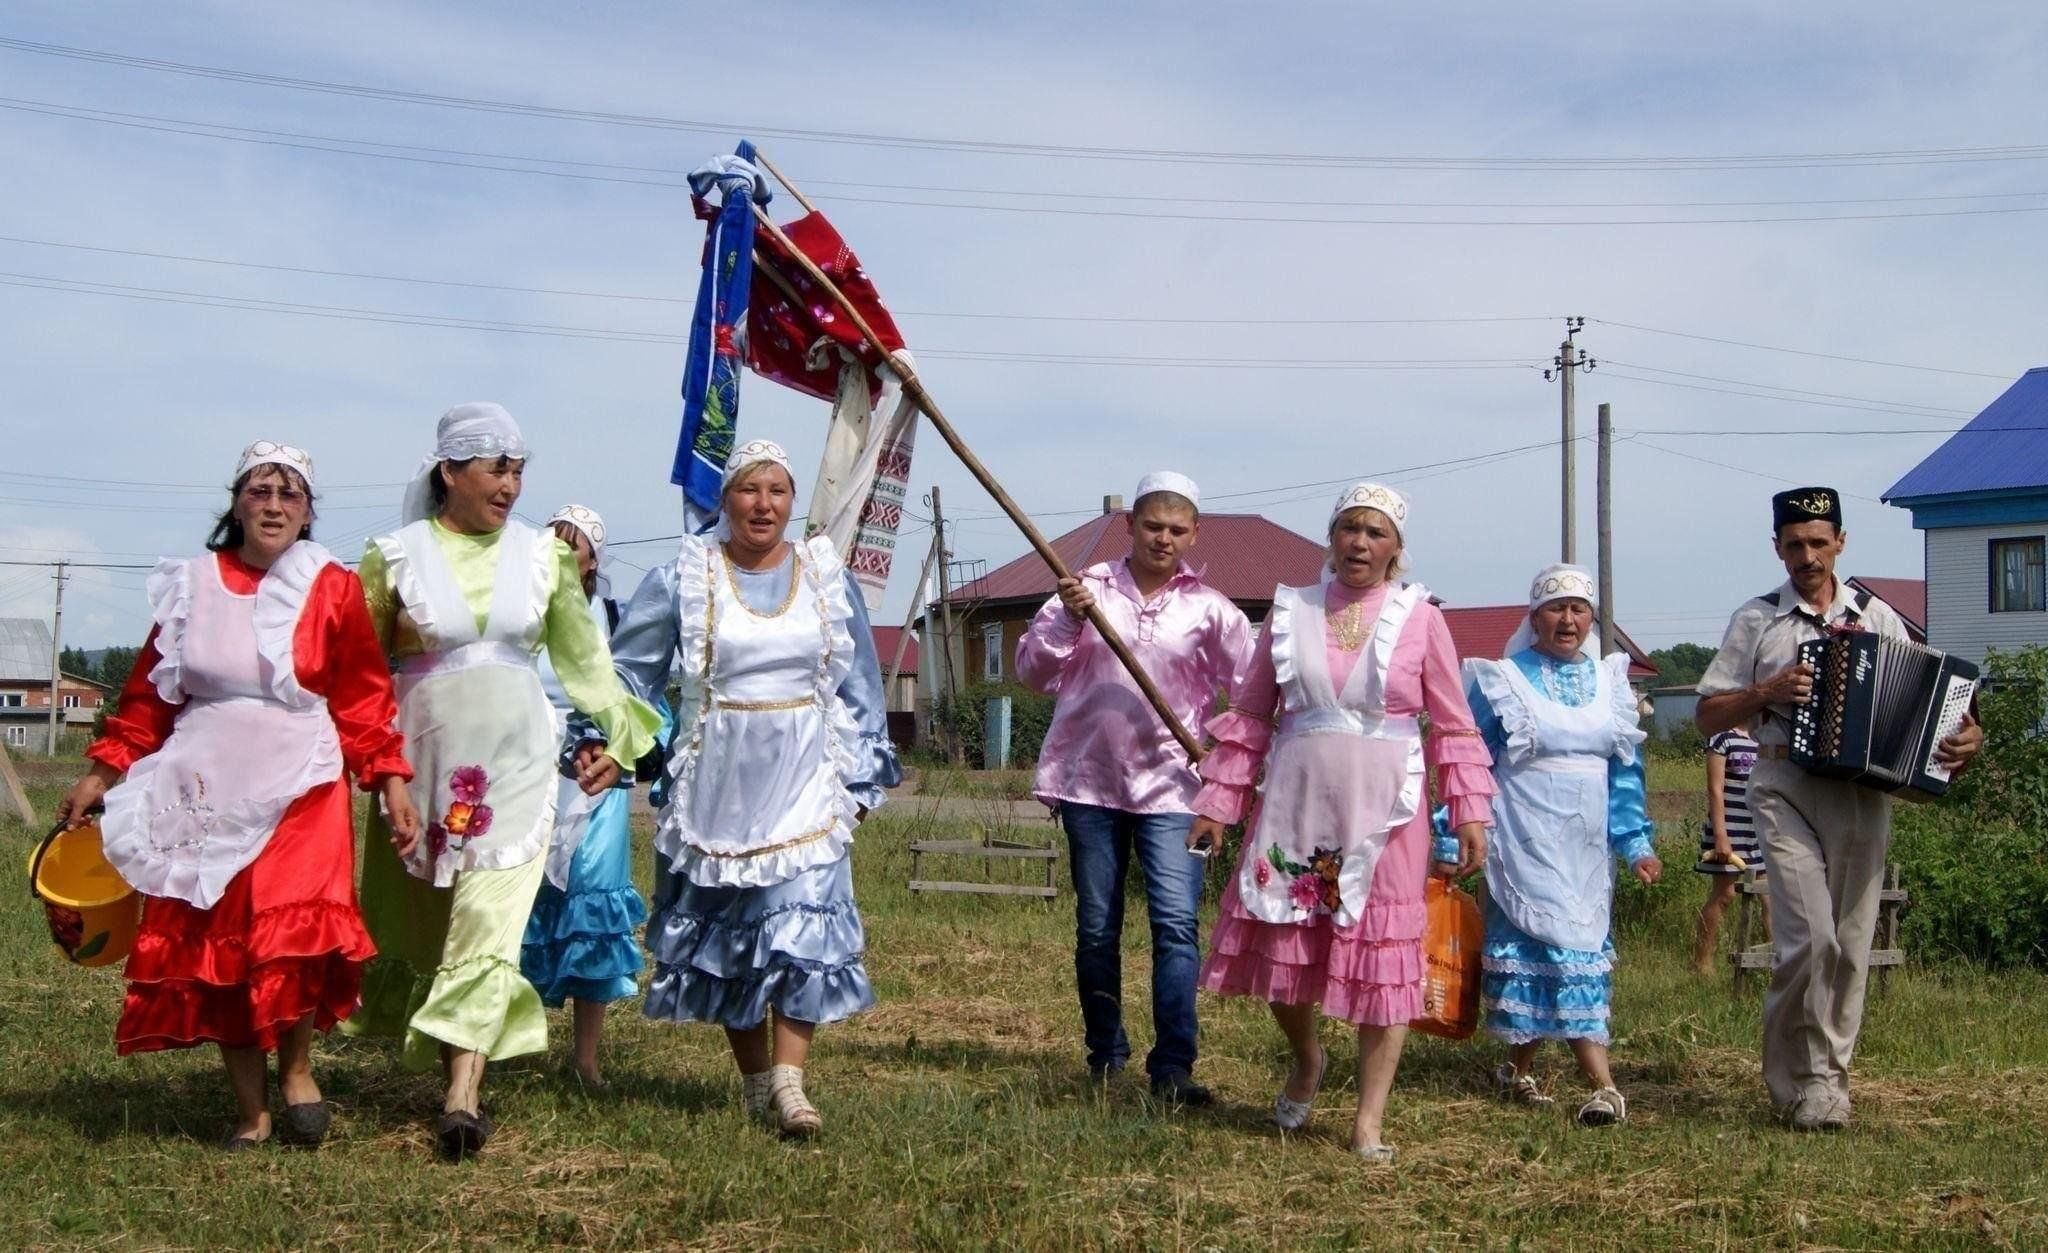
left=3, top=1, right=2044, bottom=651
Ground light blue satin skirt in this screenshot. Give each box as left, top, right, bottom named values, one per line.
left=520, top=787, right=647, bottom=1007
left=1479, top=897, right=1615, bottom=1045
left=643, top=853, right=874, bottom=1029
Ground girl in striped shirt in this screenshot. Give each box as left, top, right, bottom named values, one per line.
left=1692, top=724, right=1762, bottom=975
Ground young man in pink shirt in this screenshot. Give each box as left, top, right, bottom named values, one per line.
left=1016, top=472, right=1254, bottom=1104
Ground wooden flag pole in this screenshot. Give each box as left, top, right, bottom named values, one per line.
left=743, top=182, right=1205, bottom=762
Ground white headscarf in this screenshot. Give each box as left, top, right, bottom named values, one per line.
left=233, top=440, right=316, bottom=491
left=1505, top=562, right=1599, bottom=659
left=1328, top=481, right=1408, bottom=541
left=401, top=402, right=530, bottom=524
left=712, top=439, right=797, bottom=540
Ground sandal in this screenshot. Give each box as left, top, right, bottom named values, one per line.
left=1576, top=1087, right=1628, bottom=1127
left=768, top=1064, right=822, bottom=1139
left=1495, top=1064, right=1555, bottom=1108
left=1273, top=1048, right=1328, bottom=1132
left=1352, top=1143, right=1397, bottom=1165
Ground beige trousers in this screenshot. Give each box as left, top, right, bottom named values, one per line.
left=1748, top=756, right=1893, bottom=1111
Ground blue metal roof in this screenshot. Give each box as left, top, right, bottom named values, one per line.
left=1885, top=367, right=2048, bottom=502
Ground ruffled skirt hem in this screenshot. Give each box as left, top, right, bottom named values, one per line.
left=116, top=949, right=368, bottom=1055
left=641, top=854, right=872, bottom=1029
left=521, top=883, right=647, bottom=1006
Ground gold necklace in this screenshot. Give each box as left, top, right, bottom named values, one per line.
left=1330, top=599, right=1370, bottom=652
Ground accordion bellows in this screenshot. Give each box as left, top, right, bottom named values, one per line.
left=1790, top=631, right=1979, bottom=799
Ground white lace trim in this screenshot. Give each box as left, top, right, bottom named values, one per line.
left=1604, top=652, right=1648, bottom=766
left=1465, top=657, right=1538, bottom=768
left=248, top=541, right=339, bottom=711
left=656, top=535, right=863, bottom=889
left=372, top=528, right=442, bottom=650
left=142, top=558, right=194, bottom=704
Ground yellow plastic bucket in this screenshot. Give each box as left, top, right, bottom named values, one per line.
left=28, top=821, right=140, bottom=968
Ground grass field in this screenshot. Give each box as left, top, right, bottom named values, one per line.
left=2, top=750, right=2043, bottom=1249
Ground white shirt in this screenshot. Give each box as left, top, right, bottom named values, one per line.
left=1698, top=576, right=1908, bottom=744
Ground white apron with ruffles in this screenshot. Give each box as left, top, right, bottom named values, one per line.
left=657, top=534, right=863, bottom=890
left=376, top=519, right=558, bottom=888
left=100, top=543, right=344, bottom=910
left=1237, top=580, right=1426, bottom=927
left=1469, top=652, right=1644, bottom=953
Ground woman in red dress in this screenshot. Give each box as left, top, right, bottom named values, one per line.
left=57, top=441, right=422, bottom=1150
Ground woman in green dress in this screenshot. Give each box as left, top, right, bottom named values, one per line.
left=345, top=402, right=659, bottom=1160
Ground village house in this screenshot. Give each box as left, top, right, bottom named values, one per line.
left=0, top=618, right=112, bottom=753
left=1883, top=366, right=2048, bottom=666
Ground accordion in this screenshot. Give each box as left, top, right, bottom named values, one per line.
left=1789, top=631, right=1978, bottom=798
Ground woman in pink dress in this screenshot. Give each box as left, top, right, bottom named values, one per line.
left=1186, top=481, right=1494, bottom=1162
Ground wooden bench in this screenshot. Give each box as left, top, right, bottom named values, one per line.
left=1731, top=862, right=1907, bottom=994
left=909, top=829, right=1059, bottom=898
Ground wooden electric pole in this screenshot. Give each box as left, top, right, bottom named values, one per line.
left=1597, top=403, right=1616, bottom=659
left=1544, top=318, right=1595, bottom=565
left=929, top=486, right=964, bottom=765
left=47, top=560, right=66, bottom=756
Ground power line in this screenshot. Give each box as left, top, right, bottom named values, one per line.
left=9, top=38, right=2048, bottom=173
left=1592, top=319, right=2012, bottom=379
left=1601, top=368, right=1983, bottom=419
left=1598, top=360, right=1975, bottom=415
left=4, top=268, right=1564, bottom=368
left=15, top=96, right=2048, bottom=225
left=0, top=230, right=1566, bottom=326
left=1627, top=437, right=1885, bottom=503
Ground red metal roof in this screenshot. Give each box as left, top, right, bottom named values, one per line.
left=1846, top=576, right=1927, bottom=638
left=943, top=512, right=1328, bottom=607
left=871, top=625, right=919, bottom=675
left=1439, top=605, right=1661, bottom=681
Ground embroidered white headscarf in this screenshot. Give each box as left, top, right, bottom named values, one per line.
left=1505, top=562, right=1599, bottom=659
left=1328, top=481, right=1408, bottom=541
left=233, top=440, right=316, bottom=491
left=401, top=402, right=530, bottom=524
left=547, top=503, right=606, bottom=560
left=713, top=439, right=797, bottom=540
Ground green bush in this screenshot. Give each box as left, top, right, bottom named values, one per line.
left=1891, top=805, right=2048, bottom=968
left=931, top=681, right=1057, bottom=768
left=1887, top=645, right=2048, bottom=969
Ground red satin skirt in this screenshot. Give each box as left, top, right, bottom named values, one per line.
left=115, top=778, right=376, bottom=1055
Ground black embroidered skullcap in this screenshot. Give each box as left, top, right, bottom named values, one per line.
left=1772, top=487, right=1843, bottom=531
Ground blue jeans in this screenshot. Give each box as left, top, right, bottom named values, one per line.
left=1060, top=803, right=1203, bottom=1079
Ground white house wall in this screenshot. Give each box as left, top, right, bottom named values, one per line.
left=1924, top=523, right=2048, bottom=664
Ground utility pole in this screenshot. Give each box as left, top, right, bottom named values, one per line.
left=929, top=486, right=964, bottom=765
left=1596, top=403, right=1616, bottom=659
left=47, top=560, right=66, bottom=756
left=1544, top=317, right=1595, bottom=564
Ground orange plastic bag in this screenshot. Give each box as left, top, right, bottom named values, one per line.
left=1409, top=876, right=1483, bottom=1040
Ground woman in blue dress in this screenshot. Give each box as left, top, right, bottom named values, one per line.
left=521, top=504, right=650, bottom=1089
left=1452, top=563, right=1661, bottom=1126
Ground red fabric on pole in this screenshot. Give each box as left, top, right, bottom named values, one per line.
left=748, top=210, right=906, bottom=403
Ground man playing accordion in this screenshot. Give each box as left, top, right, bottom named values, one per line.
left=1696, top=487, right=1984, bottom=1132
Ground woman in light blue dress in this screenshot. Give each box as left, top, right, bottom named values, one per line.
left=1449, top=563, right=1661, bottom=1127
left=579, top=440, right=899, bottom=1138
left=521, top=505, right=649, bottom=1089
